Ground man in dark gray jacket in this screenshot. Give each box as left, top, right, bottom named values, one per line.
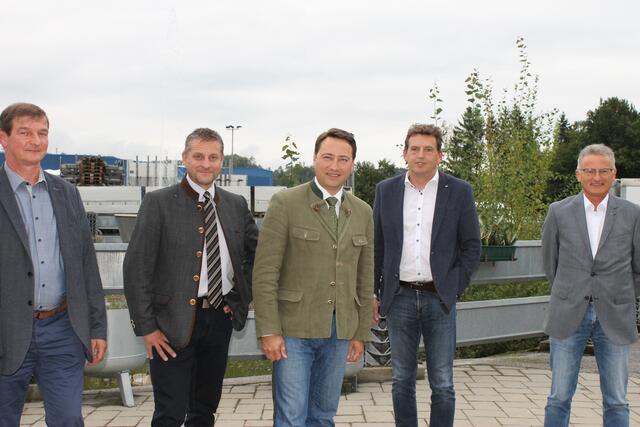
left=0, top=103, right=107, bottom=427
left=124, top=128, right=258, bottom=426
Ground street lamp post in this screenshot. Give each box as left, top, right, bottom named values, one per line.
left=225, top=125, right=242, bottom=184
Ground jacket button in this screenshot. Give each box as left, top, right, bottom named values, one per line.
left=198, top=226, right=205, bottom=234
left=327, top=299, right=333, bottom=304
left=130, top=319, right=136, bottom=328
left=197, top=204, right=203, bottom=211
left=196, top=251, right=203, bottom=258
left=584, top=296, right=590, bottom=301
left=590, top=272, right=596, bottom=277
left=27, top=271, right=33, bottom=277
left=332, top=244, right=337, bottom=249
left=193, top=275, right=200, bottom=282
left=329, top=281, right=336, bottom=287
left=27, top=300, right=33, bottom=306
left=189, top=299, right=197, bottom=306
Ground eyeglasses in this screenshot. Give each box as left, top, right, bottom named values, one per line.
left=578, top=168, right=614, bottom=177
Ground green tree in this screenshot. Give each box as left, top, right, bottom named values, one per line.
left=442, top=106, right=484, bottom=188
left=225, top=154, right=262, bottom=168
left=545, top=113, right=583, bottom=202
left=354, top=159, right=398, bottom=206
left=272, top=163, right=315, bottom=187
left=465, top=37, right=556, bottom=242
left=582, top=97, right=640, bottom=178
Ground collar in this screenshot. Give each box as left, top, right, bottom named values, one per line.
left=3, top=162, right=46, bottom=193
left=404, top=170, right=439, bottom=190
left=313, top=177, right=344, bottom=202
left=186, top=173, right=216, bottom=202
left=583, top=193, right=609, bottom=212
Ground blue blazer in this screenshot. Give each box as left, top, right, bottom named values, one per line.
left=373, top=171, right=481, bottom=315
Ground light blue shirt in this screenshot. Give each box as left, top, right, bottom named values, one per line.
left=4, top=163, right=66, bottom=311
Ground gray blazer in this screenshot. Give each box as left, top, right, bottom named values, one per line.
left=374, top=171, right=481, bottom=314
left=542, top=193, right=640, bottom=345
left=123, top=179, right=258, bottom=349
left=0, top=166, right=107, bottom=375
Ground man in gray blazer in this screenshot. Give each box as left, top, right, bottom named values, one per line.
left=0, top=103, right=107, bottom=426
left=124, top=128, right=258, bottom=426
left=542, top=144, right=640, bottom=427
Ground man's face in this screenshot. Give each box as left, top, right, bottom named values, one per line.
left=403, top=134, right=442, bottom=179
left=182, top=138, right=223, bottom=188
left=313, top=136, right=354, bottom=195
left=576, top=154, right=616, bottom=202
left=0, top=115, right=49, bottom=169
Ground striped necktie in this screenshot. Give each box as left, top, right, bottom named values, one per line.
left=203, top=192, right=223, bottom=308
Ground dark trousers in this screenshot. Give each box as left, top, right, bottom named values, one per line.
left=150, top=304, right=232, bottom=427
left=0, top=311, right=85, bottom=427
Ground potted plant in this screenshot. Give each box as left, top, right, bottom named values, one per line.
left=478, top=209, right=519, bottom=262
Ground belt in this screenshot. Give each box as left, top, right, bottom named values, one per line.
left=33, top=300, right=67, bottom=319
left=399, top=280, right=437, bottom=293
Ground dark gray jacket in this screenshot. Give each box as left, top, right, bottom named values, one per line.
left=123, top=179, right=258, bottom=349
left=0, top=167, right=107, bottom=375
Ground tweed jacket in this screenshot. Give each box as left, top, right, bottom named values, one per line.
left=253, top=181, right=374, bottom=342
left=0, top=166, right=107, bottom=375
left=542, top=193, right=640, bottom=345
left=123, top=179, right=258, bottom=349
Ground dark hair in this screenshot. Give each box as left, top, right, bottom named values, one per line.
left=183, top=128, right=224, bottom=154
left=404, top=123, right=442, bottom=151
left=0, top=103, right=49, bottom=135
left=314, top=128, right=357, bottom=159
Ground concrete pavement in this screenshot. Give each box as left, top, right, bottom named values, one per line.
left=18, top=354, right=640, bottom=426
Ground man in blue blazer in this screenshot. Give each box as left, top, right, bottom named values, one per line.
left=0, top=103, right=107, bottom=426
left=373, top=124, right=481, bottom=427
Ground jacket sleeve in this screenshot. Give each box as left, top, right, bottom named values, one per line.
left=354, top=212, right=374, bottom=342
left=252, top=193, right=288, bottom=337
left=373, top=183, right=384, bottom=298
left=541, top=203, right=559, bottom=286
left=75, top=187, right=107, bottom=343
left=455, top=184, right=482, bottom=295
left=123, top=193, right=163, bottom=337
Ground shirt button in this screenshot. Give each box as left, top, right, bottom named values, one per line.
left=37, top=238, right=42, bottom=242
left=196, top=251, right=203, bottom=258
left=189, top=299, right=197, bottom=306
left=198, top=226, right=204, bottom=234
left=193, top=275, right=200, bottom=282
left=35, top=217, right=39, bottom=220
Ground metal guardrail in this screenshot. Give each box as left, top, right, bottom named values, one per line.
left=92, top=241, right=549, bottom=405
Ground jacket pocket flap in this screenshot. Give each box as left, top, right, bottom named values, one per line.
left=152, top=293, right=171, bottom=305
left=278, top=289, right=303, bottom=302
left=292, top=227, right=320, bottom=241
left=352, top=235, right=368, bottom=246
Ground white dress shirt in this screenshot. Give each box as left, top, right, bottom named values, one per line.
left=186, top=175, right=234, bottom=297
left=584, top=193, right=609, bottom=258
left=314, top=177, right=343, bottom=218
left=399, top=171, right=439, bottom=282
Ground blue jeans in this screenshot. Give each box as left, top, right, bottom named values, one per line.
left=544, top=303, right=629, bottom=427
left=272, top=315, right=349, bottom=427
left=386, top=286, right=456, bottom=427
left=0, top=311, right=85, bottom=427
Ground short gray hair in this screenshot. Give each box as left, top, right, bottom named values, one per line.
left=576, top=144, right=616, bottom=170
left=183, top=128, right=224, bottom=154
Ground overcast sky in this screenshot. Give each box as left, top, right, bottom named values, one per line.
left=1, top=0, right=638, bottom=170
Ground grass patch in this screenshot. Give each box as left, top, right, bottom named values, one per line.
left=460, top=280, right=549, bottom=302
left=225, top=359, right=272, bottom=378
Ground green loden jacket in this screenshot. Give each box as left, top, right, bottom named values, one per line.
left=253, top=181, right=374, bottom=342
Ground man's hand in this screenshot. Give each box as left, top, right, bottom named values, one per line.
left=346, top=340, right=364, bottom=362
left=87, top=339, right=107, bottom=366
left=143, top=329, right=176, bottom=361
left=223, top=305, right=233, bottom=315
left=260, top=335, right=287, bottom=362
left=373, top=297, right=380, bottom=324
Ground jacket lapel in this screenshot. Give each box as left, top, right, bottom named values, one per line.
left=392, top=174, right=405, bottom=242
left=572, top=194, right=594, bottom=261
left=308, top=183, right=338, bottom=241
left=431, top=171, right=450, bottom=245
left=0, top=167, right=31, bottom=254
left=338, top=195, right=352, bottom=240
left=596, top=196, right=618, bottom=255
